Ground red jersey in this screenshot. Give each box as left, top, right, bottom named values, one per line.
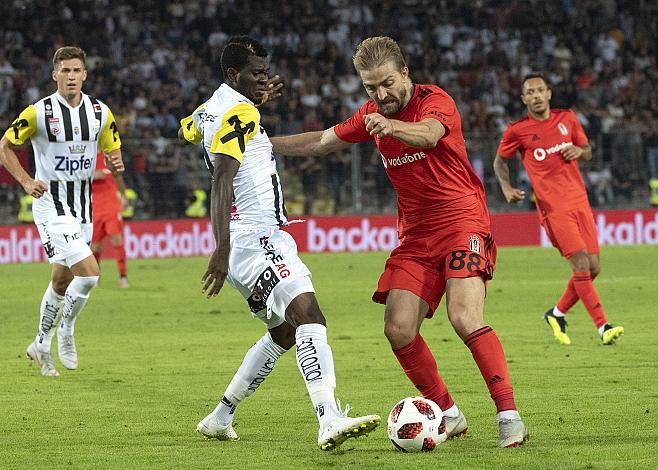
left=334, top=84, right=488, bottom=237
left=92, top=152, right=121, bottom=216
left=497, top=109, right=589, bottom=215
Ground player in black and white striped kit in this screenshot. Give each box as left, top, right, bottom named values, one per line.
left=0, top=46, right=124, bottom=376
left=179, top=36, right=379, bottom=450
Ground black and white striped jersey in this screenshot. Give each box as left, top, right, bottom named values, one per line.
left=4, top=92, right=121, bottom=223
left=180, top=84, right=288, bottom=229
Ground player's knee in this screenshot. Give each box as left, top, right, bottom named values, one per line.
left=590, top=265, right=600, bottom=279
left=52, top=277, right=72, bottom=295
left=110, top=234, right=123, bottom=247
left=269, top=323, right=296, bottom=350
left=384, top=318, right=417, bottom=349
left=72, top=275, right=100, bottom=296
left=285, top=293, right=326, bottom=328
left=446, top=300, right=483, bottom=340
left=569, top=251, right=590, bottom=272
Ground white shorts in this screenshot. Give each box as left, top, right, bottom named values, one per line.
left=227, top=228, right=314, bottom=329
left=34, top=215, right=93, bottom=267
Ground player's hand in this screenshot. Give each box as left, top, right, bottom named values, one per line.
left=503, top=186, right=526, bottom=204
left=257, top=75, right=284, bottom=107
left=561, top=145, right=583, bottom=161
left=94, top=169, right=110, bottom=180
left=364, top=113, right=395, bottom=138
left=106, top=154, right=125, bottom=173
left=22, top=179, right=48, bottom=198
left=201, top=249, right=229, bottom=298
left=120, top=195, right=129, bottom=212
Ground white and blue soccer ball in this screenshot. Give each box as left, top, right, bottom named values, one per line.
left=387, top=396, right=447, bottom=452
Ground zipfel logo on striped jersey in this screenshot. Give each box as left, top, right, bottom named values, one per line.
left=532, top=141, right=572, bottom=161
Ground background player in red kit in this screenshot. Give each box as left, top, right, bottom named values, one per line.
left=91, top=151, right=129, bottom=288
left=271, top=36, right=528, bottom=448
left=493, top=74, right=623, bottom=345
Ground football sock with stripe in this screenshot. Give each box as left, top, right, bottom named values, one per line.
left=59, top=276, right=99, bottom=336
left=35, top=283, right=64, bottom=353
left=213, top=332, right=287, bottom=425
left=572, top=271, right=607, bottom=328
left=295, top=324, right=340, bottom=428
left=556, top=275, right=579, bottom=313
left=393, top=334, right=455, bottom=412
left=465, top=326, right=517, bottom=413
left=114, top=245, right=127, bottom=278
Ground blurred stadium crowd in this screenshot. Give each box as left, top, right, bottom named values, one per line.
left=1, top=0, right=657, bottom=219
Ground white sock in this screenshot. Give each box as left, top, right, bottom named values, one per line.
left=552, top=306, right=566, bottom=317
left=443, top=403, right=460, bottom=418
left=497, top=410, right=521, bottom=422
left=35, top=283, right=65, bottom=353
left=598, top=324, right=609, bottom=336
left=59, top=276, right=99, bottom=336
left=212, top=332, right=287, bottom=425
left=295, top=324, right=339, bottom=428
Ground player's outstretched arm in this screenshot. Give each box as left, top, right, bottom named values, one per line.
left=493, top=154, right=526, bottom=203
left=364, top=115, right=444, bottom=148
left=0, top=136, right=47, bottom=198
left=270, top=127, right=351, bottom=157
left=202, top=153, right=240, bottom=298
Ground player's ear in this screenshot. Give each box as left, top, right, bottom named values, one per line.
left=226, top=67, right=239, bottom=84
left=547, top=88, right=552, bottom=100
left=52, top=68, right=57, bottom=82
left=82, top=68, right=87, bottom=82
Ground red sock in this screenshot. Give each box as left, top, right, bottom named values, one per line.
left=465, top=326, right=516, bottom=412
left=393, top=334, right=454, bottom=411
left=572, top=272, right=607, bottom=328
left=113, top=245, right=127, bottom=278
left=556, top=275, right=579, bottom=313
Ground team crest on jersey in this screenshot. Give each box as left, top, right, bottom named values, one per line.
left=74, top=126, right=80, bottom=135
left=469, top=235, right=481, bottom=254
left=91, top=119, right=101, bottom=134
left=558, top=123, right=568, bottom=136
left=48, top=118, right=61, bottom=135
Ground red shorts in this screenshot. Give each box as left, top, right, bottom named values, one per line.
left=541, top=207, right=599, bottom=258
left=92, top=211, right=124, bottom=244
left=372, top=227, right=496, bottom=317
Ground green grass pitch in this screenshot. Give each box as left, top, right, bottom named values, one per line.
left=1, top=245, right=657, bottom=469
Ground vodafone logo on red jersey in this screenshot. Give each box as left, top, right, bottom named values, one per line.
left=532, top=141, right=573, bottom=161
left=381, top=151, right=427, bottom=168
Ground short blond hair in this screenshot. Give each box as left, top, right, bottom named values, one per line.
left=53, top=46, right=86, bottom=69
left=352, top=36, right=406, bottom=72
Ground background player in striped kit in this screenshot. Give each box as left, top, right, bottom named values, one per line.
left=0, top=46, right=124, bottom=376
left=179, top=35, right=379, bottom=450
left=91, top=151, right=129, bottom=288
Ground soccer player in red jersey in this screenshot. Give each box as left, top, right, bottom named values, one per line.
left=493, top=73, right=624, bottom=346
left=91, top=151, right=129, bottom=288
left=271, top=36, right=528, bottom=448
